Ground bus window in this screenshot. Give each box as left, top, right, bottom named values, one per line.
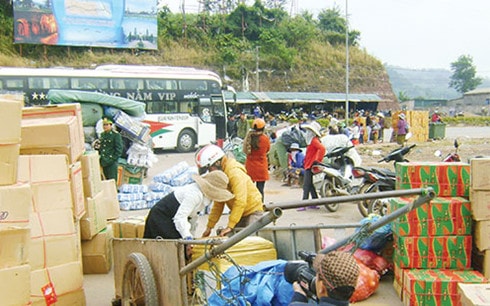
left=110, top=79, right=126, bottom=89
left=145, top=79, right=177, bottom=90
left=71, top=77, right=108, bottom=90
left=118, top=78, right=143, bottom=90
left=5, top=78, right=24, bottom=89
left=28, top=77, right=69, bottom=89
left=180, top=80, right=207, bottom=91
left=184, top=101, right=198, bottom=115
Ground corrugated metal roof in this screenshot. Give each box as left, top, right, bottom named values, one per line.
left=465, top=88, right=490, bottom=95
left=225, top=91, right=381, bottom=104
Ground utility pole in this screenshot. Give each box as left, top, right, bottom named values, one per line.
left=255, top=46, right=260, bottom=91
left=345, top=0, right=349, bottom=121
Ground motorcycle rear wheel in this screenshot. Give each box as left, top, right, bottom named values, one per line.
left=319, top=180, right=339, bottom=212
left=357, top=182, right=373, bottom=217
left=366, top=184, right=390, bottom=216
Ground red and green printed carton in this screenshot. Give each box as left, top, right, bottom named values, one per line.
left=402, top=268, right=487, bottom=306
left=396, top=162, right=470, bottom=197
left=394, top=235, right=472, bottom=269
left=390, top=197, right=472, bottom=237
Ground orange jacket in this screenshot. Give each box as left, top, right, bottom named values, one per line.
left=245, top=133, right=271, bottom=182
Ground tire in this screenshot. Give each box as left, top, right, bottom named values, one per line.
left=319, top=179, right=339, bottom=212
left=176, top=129, right=196, bottom=153
left=357, top=182, right=373, bottom=217
left=366, top=184, right=389, bottom=216
left=122, top=252, right=158, bottom=306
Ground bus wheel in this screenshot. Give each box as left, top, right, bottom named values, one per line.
left=177, top=129, right=196, bottom=153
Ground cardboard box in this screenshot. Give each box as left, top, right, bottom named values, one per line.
left=0, top=227, right=29, bottom=269
left=0, top=98, right=22, bottom=143
left=80, top=192, right=107, bottom=240
left=30, top=261, right=84, bottom=299
left=0, top=183, right=31, bottom=229
left=117, top=160, right=144, bottom=187
left=101, top=179, right=120, bottom=220
left=471, top=158, right=490, bottom=190
left=18, top=154, right=69, bottom=183
left=31, top=181, right=72, bottom=212
left=403, top=269, right=487, bottom=306
left=82, top=227, right=113, bottom=274
left=30, top=209, right=76, bottom=238
left=396, top=162, right=470, bottom=197
left=394, top=234, right=472, bottom=269
left=458, top=283, right=490, bottom=306
left=112, top=216, right=146, bottom=238
left=29, top=233, right=80, bottom=270
left=21, top=116, right=84, bottom=163
left=470, top=190, right=490, bottom=221
left=475, top=220, right=490, bottom=251
left=70, top=161, right=86, bottom=220
left=22, top=103, right=83, bottom=137
left=81, top=151, right=103, bottom=197
left=30, top=288, right=86, bottom=306
left=0, top=264, right=30, bottom=306
left=391, top=196, right=472, bottom=236
left=0, top=143, right=19, bottom=186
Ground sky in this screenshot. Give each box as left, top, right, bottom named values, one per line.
left=162, top=0, right=490, bottom=77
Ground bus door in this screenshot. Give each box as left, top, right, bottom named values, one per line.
left=197, top=97, right=217, bottom=145
left=209, top=95, right=227, bottom=141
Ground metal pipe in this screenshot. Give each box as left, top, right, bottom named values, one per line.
left=179, top=207, right=283, bottom=275
left=265, top=188, right=433, bottom=211
left=319, top=189, right=435, bottom=254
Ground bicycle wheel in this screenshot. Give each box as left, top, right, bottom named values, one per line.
left=122, top=252, right=159, bottom=306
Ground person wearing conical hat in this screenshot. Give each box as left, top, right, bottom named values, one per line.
left=143, top=170, right=234, bottom=240
left=99, top=117, right=123, bottom=181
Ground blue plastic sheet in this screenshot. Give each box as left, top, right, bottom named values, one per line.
left=208, top=260, right=294, bottom=306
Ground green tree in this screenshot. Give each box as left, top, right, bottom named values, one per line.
left=317, top=7, right=360, bottom=46
left=449, top=55, right=482, bottom=93
left=398, top=91, right=411, bottom=102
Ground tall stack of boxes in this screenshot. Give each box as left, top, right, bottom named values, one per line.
left=391, top=161, right=488, bottom=305
left=20, top=104, right=87, bottom=304
left=0, top=102, right=123, bottom=305
left=392, top=110, right=429, bottom=142
left=0, top=98, right=32, bottom=306
left=469, top=158, right=490, bottom=282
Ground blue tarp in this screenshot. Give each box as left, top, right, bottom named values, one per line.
left=208, top=260, right=294, bottom=306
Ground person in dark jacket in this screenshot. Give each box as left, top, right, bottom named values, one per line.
left=99, top=117, right=123, bottom=181
left=289, top=251, right=359, bottom=306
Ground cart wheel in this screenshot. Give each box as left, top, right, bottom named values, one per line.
left=122, top=252, right=158, bottom=306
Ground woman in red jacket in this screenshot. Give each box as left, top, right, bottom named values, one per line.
left=243, top=118, right=271, bottom=202
left=301, top=122, right=326, bottom=208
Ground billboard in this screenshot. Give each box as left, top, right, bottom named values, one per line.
left=13, top=0, right=158, bottom=50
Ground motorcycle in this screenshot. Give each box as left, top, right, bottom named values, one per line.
left=434, top=139, right=461, bottom=162
left=359, top=144, right=416, bottom=217
left=311, top=146, right=360, bottom=212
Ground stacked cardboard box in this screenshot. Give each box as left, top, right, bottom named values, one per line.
left=391, top=162, right=488, bottom=305
left=470, top=158, right=490, bottom=281
left=392, top=110, right=429, bottom=143
left=0, top=97, right=32, bottom=306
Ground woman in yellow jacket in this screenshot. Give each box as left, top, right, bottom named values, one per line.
left=195, top=144, right=264, bottom=237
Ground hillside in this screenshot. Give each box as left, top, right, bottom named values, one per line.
left=386, top=65, right=490, bottom=100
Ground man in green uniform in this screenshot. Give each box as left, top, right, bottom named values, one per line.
left=99, top=117, right=123, bottom=181
left=236, top=112, right=250, bottom=139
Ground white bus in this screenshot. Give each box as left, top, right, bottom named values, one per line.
left=0, top=65, right=231, bottom=152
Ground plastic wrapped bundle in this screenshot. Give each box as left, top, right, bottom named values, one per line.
left=118, top=192, right=145, bottom=202
left=119, top=184, right=149, bottom=194
left=153, top=161, right=189, bottom=184
left=170, top=166, right=198, bottom=186
left=149, top=182, right=174, bottom=193
left=119, top=200, right=148, bottom=211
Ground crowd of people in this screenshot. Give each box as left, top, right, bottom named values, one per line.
left=139, top=107, right=422, bottom=305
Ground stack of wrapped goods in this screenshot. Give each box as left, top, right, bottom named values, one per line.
left=18, top=103, right=122, bottom=304
left=391, top=161, right=488, bottom=305
left=392, top=110, right=429, bottom=143
left=461, top=158, right=490, bottom=302
left=0, top=97, right=32, bottom=306
left=79, top=151, right=119, bottom=274
left=20, top=104, right=87, bottom=304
